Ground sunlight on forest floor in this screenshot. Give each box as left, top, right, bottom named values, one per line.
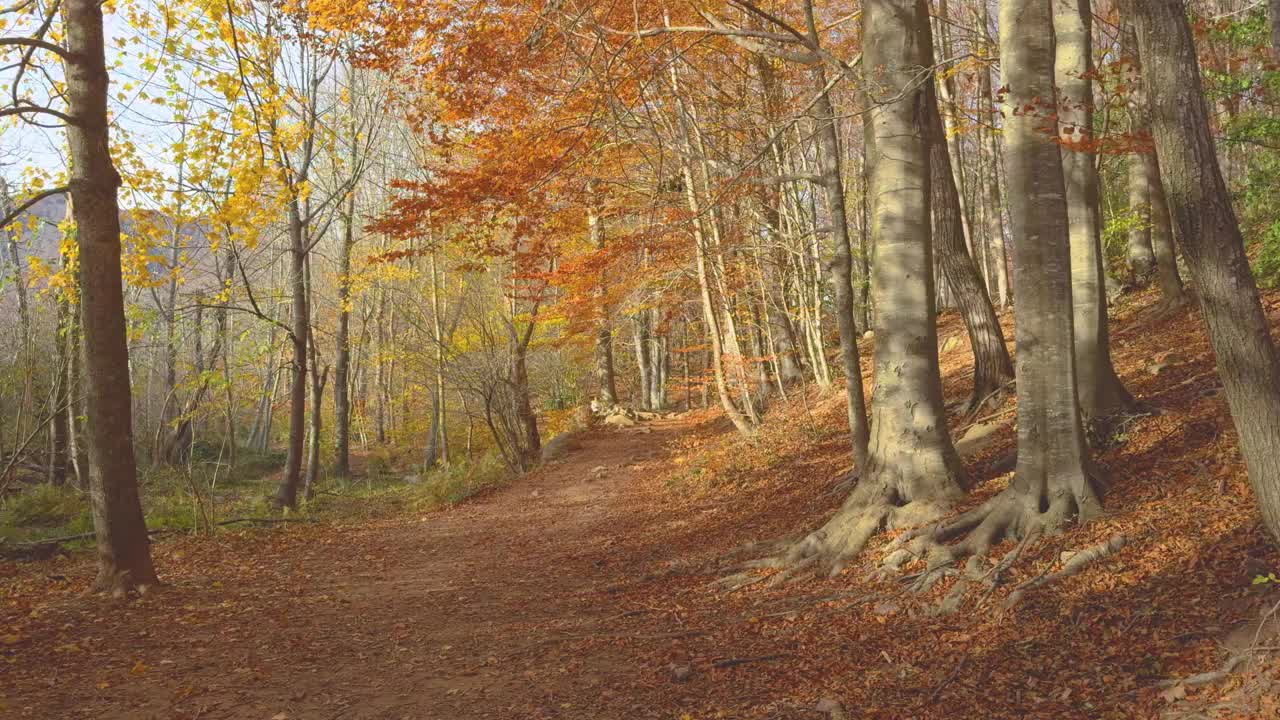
left=3, top=288, right=1280, bottom=719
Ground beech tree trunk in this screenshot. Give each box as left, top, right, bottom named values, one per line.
left=646, top=331, right=668, bottom=411
left=1126, top=154, right=1156, bottom=284
left=665, top=50, right=754, bottom=434
left=424, top=385, right=441, bottom=470
left=64, top=0, right=158, bottom=592
left=887, top=0, right=1106, bottom=569
left=511, top=341, right=540, bottom=470
left=1055, top=0, right=1137, bottom=420
left=303, top=337, right=326, bottom=501
left=748, top=51, right=806, bottom=386
left=924, top=76, right=1013, bottom=412
left=804, top=0, right=868, bottom=467
left=1145, top=150, right=1186, bottom=305
left=588, top=183, right=619, bottom=407
left=977, top=0, right=1010, bottom=307
left=1, top=182, right=32, bottom=345
left=853, top=0, right=964, bottom=520
left=977, top=0, right=1099, bottom=543
left=633, top=313, right=652, bottom=409
left=778, top=0, right=963, bottom=576
left=1127, top=0, right=1280, bottom=545
left=67, top=298, right=89, bottom=488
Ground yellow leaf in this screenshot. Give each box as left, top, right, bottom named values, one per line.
left=130, top=660, right=147, bottom=675
left=2, top=634, right=19, bottom=645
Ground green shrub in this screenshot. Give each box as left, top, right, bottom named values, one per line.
left=1, top=484, right=87, bottom=529
left=0, top=484, right=93, bottom=545
left=1101, top=205, right=1147, bottom=277
left=1253, top=221, right=1280, bottom=288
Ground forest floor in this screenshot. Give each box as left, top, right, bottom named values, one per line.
left=5, top=288, right=1280, bottom=719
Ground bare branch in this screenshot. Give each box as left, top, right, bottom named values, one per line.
left=0, top=102, right=75, bottom=124
left=0, top=35, right=68, bottom=59
left=0, top=185, right=69, bottom=228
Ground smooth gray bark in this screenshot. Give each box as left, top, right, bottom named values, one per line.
left=1056, top=0, right=1137, bottom=419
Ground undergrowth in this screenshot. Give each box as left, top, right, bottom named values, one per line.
left=0, top=446, right=511, bottom=554
left=306, top=452, right=510, bottom=519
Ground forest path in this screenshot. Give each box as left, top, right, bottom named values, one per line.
left=3, top=416, right=700, bottom=720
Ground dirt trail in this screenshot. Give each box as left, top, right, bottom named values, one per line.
left=3, top=418, right=698, bottom=720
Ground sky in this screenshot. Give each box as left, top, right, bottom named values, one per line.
left=1, top=6, right=191, bottom=206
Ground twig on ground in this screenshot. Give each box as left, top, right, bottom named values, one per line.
left=712, top=653, right=788, bottom=669
left=924, top=654, right=969, bottom=705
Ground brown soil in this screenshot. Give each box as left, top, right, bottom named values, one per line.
left=1, top=419, right=702, bottom=719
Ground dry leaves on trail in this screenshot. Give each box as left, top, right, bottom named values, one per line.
left=4, top=288, right=1280, bottom=719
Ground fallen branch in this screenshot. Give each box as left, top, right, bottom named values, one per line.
left=924, top=654, right=969, bottom=705
left=216, top=517, right=314, bottom=526
left=712, top=653, right=788, bottom=669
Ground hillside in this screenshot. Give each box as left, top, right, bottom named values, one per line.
left=3, top=287, right=1279, bottom=720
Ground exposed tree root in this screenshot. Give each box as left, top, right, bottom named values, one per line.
left=878, top=469, right=1111, bottom=596
left=717, top=484, right=956, bottom=591
left=962, top=379, right=1014, bottom=419
left=1001, top=533, right=1127, bottom=607
left=93, top=569, right=158, bottom=599
left=1146, top=294, right=1190, bottom=322
left=1086, top=405, right=1158, bottom=451
left=1156, top=653, right=1248, bottom=690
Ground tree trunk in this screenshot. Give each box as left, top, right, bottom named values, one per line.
left=633, top=313, right=652, bottom=410
left=947, top=0, right=1099, bottom=551
left=431, top=250, right=448, bottom=466
left=1271, top=0, right=1280, bottom=54
left=511, top=341, right=540, bottom=470
left=780, top=0, right=962, bottom=576
left=218, top=251, right=235, bottom=468
left=924, top=76, right=1014, bottom=412
left=273, top=199, right=308, bottom=509
left=374, top=281, right=387, bottom=444
left=1127, top=0, right=1280, bottom=545
left=1145, top=150, right=1186, bottom=305
left=303, top=336, right=326, bottom=501
left=650, top=332, right=668, bottom=410
left=424, top=384, right=441, bottom=470
left=666, top=52, right=754, bottom=434
left=1056, top=0, right=1137, bottom=420
left=154, top=206, right=182, bottom=466
left=804, top=1, right=869, bottom=467
left=1, top=183, right=31, bottom=346
left=1126, top=155, right=1155, bottom=285
left=333, top=196, right=354, bottom=479
left=588, top=181, right=619, bottom=406
left=1125, top=33, right=1188, bottom=307
left=49, top=298, right=71, bottom=486
left=64, top=0, right=158, bottom=593
left=68, top=295, right=89, bottom=488
left=751, top=33, right=807, bottom=388
left=977, top=1, right=1010, bottom=307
